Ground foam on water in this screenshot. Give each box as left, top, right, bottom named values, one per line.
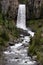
left=16, top=4, right=34, bottom=37
left=3, top=35, right=36, bottom=65
left=16, top=4, right=26, bottom=30
left=3, top=4, right=37, bottom=65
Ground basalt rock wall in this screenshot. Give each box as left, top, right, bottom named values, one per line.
left=26, top=0, right=43, bottom=20
left=1, top=0, right=19, bottom=19
left=1, top=0, right=43, bottom=20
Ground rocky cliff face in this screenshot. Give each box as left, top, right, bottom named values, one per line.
left=1, top=0, right=19, bottom=19
left=26, top=0, right=43, bottom=20
left=1, top=0, right=43, bottom=20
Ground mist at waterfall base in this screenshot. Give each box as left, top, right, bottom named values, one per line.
left=3, top=4, right=37, bottom=65
left=16, top=4, right=34, bottom=37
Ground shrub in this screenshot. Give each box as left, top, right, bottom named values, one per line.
left=28, top=28, right=43, bottom=65
left=1, top=31, right=9, bottom=41
left=28, top=29, right=42, bottom=56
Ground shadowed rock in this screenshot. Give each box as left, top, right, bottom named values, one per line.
left=17, top=28, right=30, bottom=36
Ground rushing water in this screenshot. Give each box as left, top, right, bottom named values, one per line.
left=3, top=4, right=37, bottom=65
left=16, top=4, right=34, bottom=37
left=16, top=4, right=26, bottom=29
left=3, top=35, right=37, bottom=65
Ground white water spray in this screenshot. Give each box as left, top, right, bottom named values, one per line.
left=16, top=4, right=26, bottom=30
left=16, top=4, right=34, bottom=37
left=3, top=4, right=36, bottom=65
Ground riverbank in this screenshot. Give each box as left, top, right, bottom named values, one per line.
left=0, top=13, right=20, bottom=51
left=27, top=19, right=43, bottom=65
left=0, top=12, right=43, bottom=65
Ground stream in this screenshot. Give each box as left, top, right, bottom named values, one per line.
left=0, top=4, right=37, bottom=65
left=3, top=34, right=37, bottom=65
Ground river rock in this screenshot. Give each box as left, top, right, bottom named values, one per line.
left=32, top=56, right=37, bottom=61
left=14, top=38, right=22, bottom=43
left=8, top=42, right=14, bottom=46
left=15, top=57, right=19, bottom=59
left=17, top=28, right=30, bottom=36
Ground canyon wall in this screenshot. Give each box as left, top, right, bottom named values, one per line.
left=1, top=0, right=43, bottom=20
left=1, top=0, right=19, bottom=19
left=26, top=0, right=43, bottom=20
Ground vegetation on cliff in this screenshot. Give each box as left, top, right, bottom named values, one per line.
left=1, top=0, right=43, bottom=20
left=0, top=13, right=19, bottom=51
left=0, top=0, right=43, bottom=64
left=27, top=20, right=43, bottom=65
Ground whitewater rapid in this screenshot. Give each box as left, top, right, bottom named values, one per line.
left=3, top=4, right=37, bottom=65
left=16, top=4, right=34, bottom=37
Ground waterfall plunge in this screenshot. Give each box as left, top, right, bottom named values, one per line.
left=16, top=4, right=34, bottom=37
left=3, top=5, right=36, bottom=65
left=16, top=4, right=26, bottom=30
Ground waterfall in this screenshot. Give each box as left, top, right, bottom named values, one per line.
left=3, top=4, right=37, bottom=65
left=16, top=4, right=26, bottom=30
left=16, top=4, right=34, bottom=37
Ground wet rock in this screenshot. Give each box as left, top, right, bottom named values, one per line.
left=15, top=57, right=19, bottom=59
left=25, top=61, right=27, bottom=63
left=14, top=39, right=18, bottom=43
left=19, top=38, right=24, bottom=43
left=17, top=28, right=30, bottom=36
left=17, top=38, right=23, bottom=43
left=14, top=39, right=20, bottom=43
left=20, top=34, right=24, bottom=37
left=32, top=56, right=37, bottom=61
left=9, top=42, right=14, bottom=46
left=14, top=38, right=23, bottom=43
left=22, top=43, right=28, bottom=47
